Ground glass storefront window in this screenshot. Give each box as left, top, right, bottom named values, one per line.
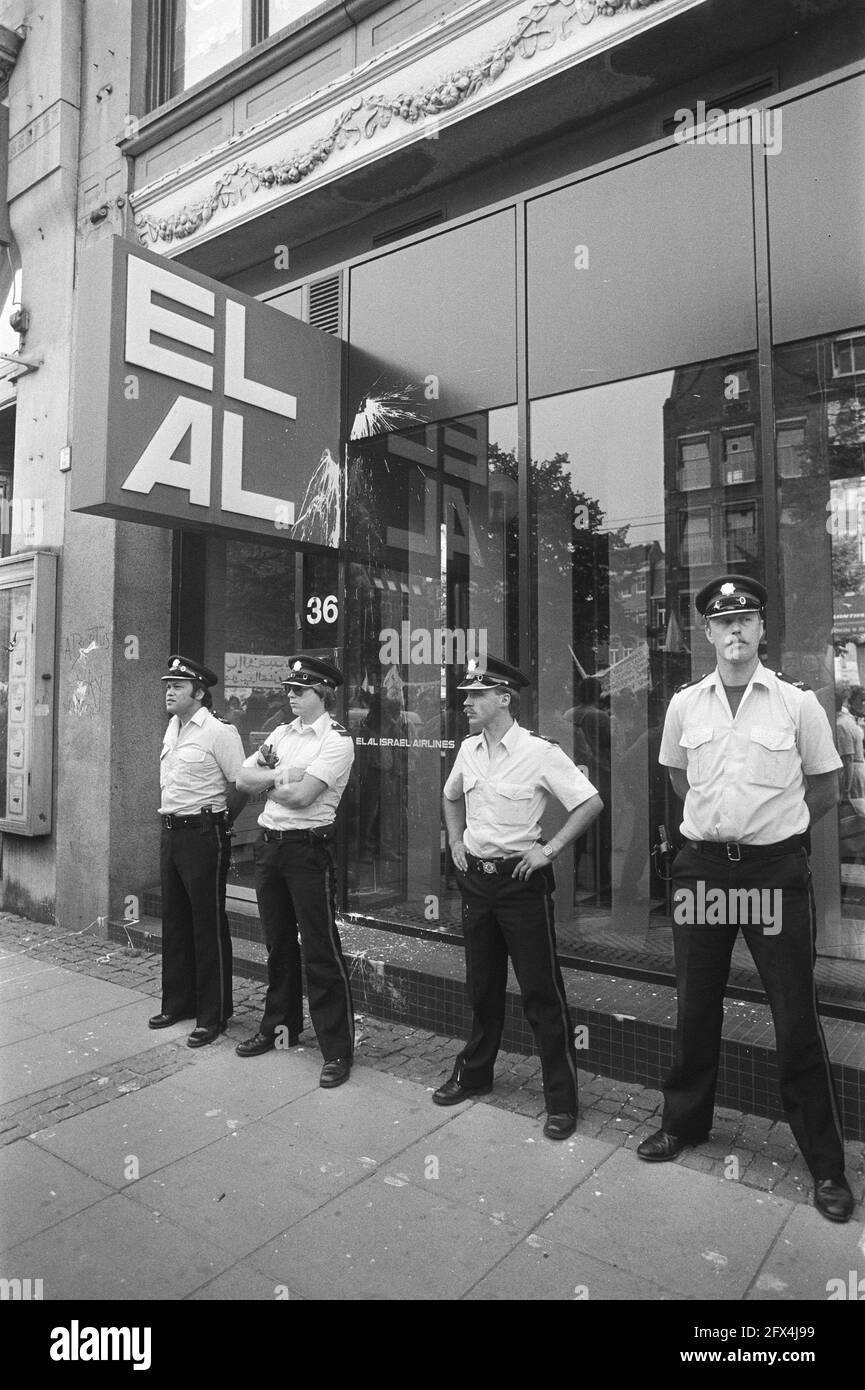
left=342, top=408, right=518, bottom=931
left=776, top=328, right=865, bottom=965
left=195, top=535, right=339, bottom=897
left=530, top=353, right=764, bottom=974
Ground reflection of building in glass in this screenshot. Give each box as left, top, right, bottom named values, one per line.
left=773, top=331, right=865, bottom=679
left=663, top=358, right=762, bottom=639
left=609, top=540, right=666, bottom=663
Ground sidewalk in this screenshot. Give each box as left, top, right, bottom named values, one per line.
left=1, top=910, right=863, bottom=1304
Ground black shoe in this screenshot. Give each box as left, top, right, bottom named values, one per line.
left=432, top=1077, right=493, bottom=1106
left=148, top=1013, right=182, bottom=1029
left=636, top=1128, right=708, bottom=1162
left=236, top=1031, right=275, bottom=1057
left=543, top=1112, right=577, bottom=1140
left=320, top=1057, right=351, bottom=1088
left=814, top=1176, right=854, bottom=1223
left=187, top=1024, right=225, bottom=1049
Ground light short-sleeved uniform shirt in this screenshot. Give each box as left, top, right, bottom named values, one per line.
left=443, top=721, right=599, bottom=858
left=243, top=712, right=355, bottom=830
left=659, top=665, right=842, bottom=844
left=159, top=707, right=245, bottom=815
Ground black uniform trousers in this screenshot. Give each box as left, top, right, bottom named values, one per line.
left=254, top=834, right=355, bottom=1061
left=160, top=820, right=233, bottom=1029
left=662, top=841, right=846, bottom=1180
left=451, top=863, right=579, bottom=1115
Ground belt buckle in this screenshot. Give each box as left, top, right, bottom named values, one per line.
left=726, top=842, right=741, bottom=862
left=481, top=860, right=497, bottom=875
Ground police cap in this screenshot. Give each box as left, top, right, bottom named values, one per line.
left=282, top=656, right=344, bottom=690
left=456, top=655, right=529, bottom=692
left=160, top=654, right=219, bottom=687
left=695, top=575, right=767, bottom=619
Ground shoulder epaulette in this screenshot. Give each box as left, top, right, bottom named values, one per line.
left=674, top=675, right=707, bottom=694
left=329, top=720, right=352, bottom=736
left=775, top=671, right=810, bottom=690
left=527, top=730, right=559, bottom=745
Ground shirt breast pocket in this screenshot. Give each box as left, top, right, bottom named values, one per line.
left=174, top=745, right=212, bottom=788
left=177, top=747, right=207, bottom=765
left=746, top=726, right=797, bottom=788
left=462, top=771, right=479, bottom=808
left=493, top=781, right=534, bottom=826
left=679, top=726, right=714, bottom=782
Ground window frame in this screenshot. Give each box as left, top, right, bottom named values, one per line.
left=149, top=0, right=275, bottom=107
left=832, top=332, right=865, bottom=379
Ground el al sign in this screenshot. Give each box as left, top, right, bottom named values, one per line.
left=71, top=237, right=342, bottom=547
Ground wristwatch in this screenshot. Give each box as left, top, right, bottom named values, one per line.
left=542, top=844, right=555, bottom=859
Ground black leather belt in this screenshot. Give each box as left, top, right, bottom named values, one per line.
left=688, top=834, right=809, bottom=863
left=161, top=811, right=226, bottom=830
left=465, top=852, right=523, bottom=876
left=261, top=826, right=335, bottom=843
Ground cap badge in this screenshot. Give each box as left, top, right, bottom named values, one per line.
left=292, top=660, right=302, bottom=672
left=467, top=658, right=478, bottom=675
left=720, top=583, right=736, bottom=596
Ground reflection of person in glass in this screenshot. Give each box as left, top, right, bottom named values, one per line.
left=836, top=685, right=865, bottom=807
left=835, top=685, right=865, bottom=898
left=638, top=576, right=854, bottom=1223
left=358, top=690, right=412, bottom=863
left=434, top=656, right=603, bottom=1140
left=565, top=675, right=612, bottom=901
left=234, top=657, right=356, bottom=1089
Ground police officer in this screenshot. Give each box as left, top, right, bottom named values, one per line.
left=637, top=576, right=854, bottom=1223
left=434, top=656, right=603, bottom=1139
left=149, top=656, right=246, bottom=1047
left=234, top=657, right=356, bottom=1088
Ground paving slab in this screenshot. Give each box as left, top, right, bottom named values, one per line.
left=376, top=1101, right=616, bottom=1236
left=0, top=1033, right=109, bottom=1105
left=123, top=1117, right=377, bottom=1255
left=28, top=1080, right=251, bottom=1186
left=0, top=1139, right=115, bottom=1252
left=250, top=1177, right=523, bottom=1300
left=168, top=1037, right=321, bottom=1121
left=747, top=1204, right=865, bottom=1301
left=2, top=974, right=148, bottom=1031
left=0, top=1001, right=174, bottom=1104
left=465, top=1234, right=683, bottom=1300
left=186, top=1261, right=306, bottom=1301
left=263, top=1067, right=456, bottom=1163
left=0, top=950, right=65, bottom=996
left=0, top=1015, right=43, bottom=1047
left=0, top=1193, right=234, bottom=1300
left=540, top=1147, right=793, bottom=1300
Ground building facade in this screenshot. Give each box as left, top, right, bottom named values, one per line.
left=1, top=0, right=864, bottom=1070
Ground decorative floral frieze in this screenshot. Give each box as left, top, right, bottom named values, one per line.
left=133, top=0, right=665, bottom=247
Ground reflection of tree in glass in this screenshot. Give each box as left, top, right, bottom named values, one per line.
left=488, top=443, right=629, bottom=653
left=222, top=544, right=295, bottom=653
left=832, top=537, right=865, bottom=602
